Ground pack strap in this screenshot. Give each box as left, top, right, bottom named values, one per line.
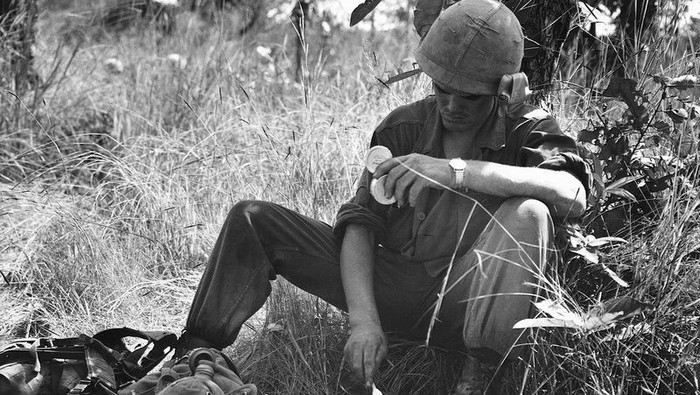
left=0, top=337, right=86, bottom=366
left=92, top=327, right=177, bottom=381
left=84, top=339, right=118, bottom=390
left=68, top=379, right=118, bottom=395
left=1, top=328, right=177, bottom=392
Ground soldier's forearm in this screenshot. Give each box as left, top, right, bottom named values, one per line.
left=462, top=160, right=587, bottom=218
left=339, top=224, right=381, bottom=329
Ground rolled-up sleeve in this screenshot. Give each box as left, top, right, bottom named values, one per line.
left=333, top=168, right=388, bottom=240
left=517, top=119, right=593, bottom=198
left=333, top=107, right=421, bottom=241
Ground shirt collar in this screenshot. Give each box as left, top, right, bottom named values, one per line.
left=415, top=97, right=506, bottom=156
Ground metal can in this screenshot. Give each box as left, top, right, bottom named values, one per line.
left=365, top=145, right=393, bottom=173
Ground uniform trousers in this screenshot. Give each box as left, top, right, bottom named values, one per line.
left=184, top=197, right=553, bottom=362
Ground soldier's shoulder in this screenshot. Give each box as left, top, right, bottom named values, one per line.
left=507, top=102, right=553, bottom=122
left=377, top=96, right=435, bottom=131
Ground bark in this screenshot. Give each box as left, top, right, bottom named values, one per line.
left=503, top=0, right=578, bottom=101
left=0, top=0, right=38, bottom=92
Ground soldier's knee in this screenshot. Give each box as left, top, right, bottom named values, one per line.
left=499, top=197, right=550, bottom=225
left=227, top=200, right=275, bottom=226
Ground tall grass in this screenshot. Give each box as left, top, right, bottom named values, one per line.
left=0, top=1, right=698, bottom=394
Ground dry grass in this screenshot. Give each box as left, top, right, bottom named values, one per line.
left=1, top=1, right=699, bottom=394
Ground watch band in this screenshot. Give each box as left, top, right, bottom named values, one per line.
left=449, top=158, right=468, bottom=190
left=454, top=168, right=464, bottom=186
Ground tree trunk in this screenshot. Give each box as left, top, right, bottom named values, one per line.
left=503, top=0, right=577, bottom=102
left=0, top=0, right=38, bottom=93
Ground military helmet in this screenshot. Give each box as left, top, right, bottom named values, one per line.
left=415, top=0, right=524, bottom=96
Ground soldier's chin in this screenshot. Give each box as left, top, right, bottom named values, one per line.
left=442, top=119, right=470, bottom=133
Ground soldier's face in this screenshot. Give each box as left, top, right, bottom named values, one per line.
left=433, top=82, right=496, bottom=134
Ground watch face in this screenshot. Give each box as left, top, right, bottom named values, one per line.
left=450, top=158, right=467, bottom=170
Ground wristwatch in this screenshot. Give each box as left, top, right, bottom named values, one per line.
left=449, top=158, right=467, bottom=188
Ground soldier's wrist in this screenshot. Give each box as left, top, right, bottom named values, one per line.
left=448, top=158, right=468, bottom=190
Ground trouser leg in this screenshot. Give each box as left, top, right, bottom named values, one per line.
left=434, top=197, right=555, bottom=362
left=184, top=200, right=346, bottom=349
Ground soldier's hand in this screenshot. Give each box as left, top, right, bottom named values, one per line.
left=344, top=323, right=388, bottom=387
left=374, top=154, right=452, bottom=207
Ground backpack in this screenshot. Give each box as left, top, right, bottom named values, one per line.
left=119, top=347, right=257, bottom=395
left=0, top=327, right=177, bottom=395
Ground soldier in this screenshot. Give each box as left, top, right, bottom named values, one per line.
left=179, top=0, right=590, bottom=393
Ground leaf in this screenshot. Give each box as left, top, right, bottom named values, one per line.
left=602, top=77, right=638, bottom=98
left=350, top=0, right=382, bottom=26
left=606, top=187, right=637, bottom=202
left=652, top=74, right=671, bottom=85
left=592, top=172, right=605, bottom=197
left=601, top=77, right=646, bottom=121
left=586, top=236, right=627, bottom=248
left=513, top=317, right=580, bottom=329
left=691, top=105, right=700, bottom=119
left=580, top=311, right=623, bottom=332
left=383, top=68, right=423, bottom=85
left=571, top=246, right=599, bottom=264
left=533, top=300, right=583, bottom=322
left=516, top=298, right=652, bottom=333
left=414, top=0, right=443, bottom=38
left=374, top=77, right=390, bottom=89
left=266, top=322, right=285, bottom=332
left=568, top=234, right=586, bottom=249
left=652, top=120, right=672, bottom=134
left=514, top=300, right=583, bottom=329
left=606, top=175, right=644, bottom=190
left=577, top=128, right=599, bottom=143
left=600, top=261, right=629, bottom=287
left=515, top=301, right=618, bottom=332
left=666, top=108, right=689, bottom=124
left=597, top=296, right=652, bottom=320
left=601, top=322, right=652, bottom=342
left=667, top=75, right=698, bottom=90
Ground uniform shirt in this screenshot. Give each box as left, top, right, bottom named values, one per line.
left=334, top=96, right=590, bottom=276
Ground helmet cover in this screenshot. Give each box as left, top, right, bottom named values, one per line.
left=415, top=0, right=524, bottom=96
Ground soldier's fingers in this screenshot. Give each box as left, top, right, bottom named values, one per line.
left=374, top=157, right=403, bottom=178
left=393, top=172, right=416, bottom=207
left=383, top=164, right=410, bottom=197
left=363, top=345, right=377, bottom=387
left=345, top=343, right=364, bottom=383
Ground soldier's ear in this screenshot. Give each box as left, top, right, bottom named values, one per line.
left=497, top=72, right=531, bottom=105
